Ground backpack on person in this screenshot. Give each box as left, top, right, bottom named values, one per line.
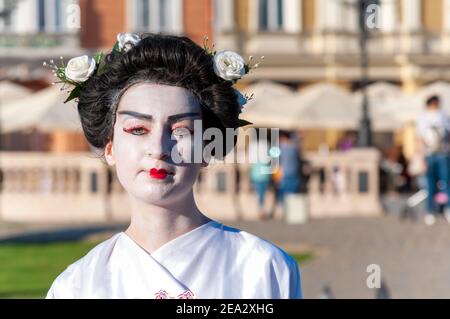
left=423, top=125, right=449, bottom=154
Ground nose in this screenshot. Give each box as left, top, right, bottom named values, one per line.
left=145, top=124, right=173, bottom=161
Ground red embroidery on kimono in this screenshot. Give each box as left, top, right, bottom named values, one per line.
left=154, top=289, right=195, bottom=299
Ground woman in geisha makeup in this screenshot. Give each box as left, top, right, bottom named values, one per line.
left=45, top=33, right=302, bottom=299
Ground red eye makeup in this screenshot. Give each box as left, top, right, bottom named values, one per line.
left=123, top=125, right=148, bottom=135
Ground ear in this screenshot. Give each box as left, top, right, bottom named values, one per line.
left=104, top=140, right=116, bottom=166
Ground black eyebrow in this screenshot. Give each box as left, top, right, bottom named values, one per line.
left=168, top=112, right=201, bottom=122
left=117, top=111, right=200, bottom=123
left=117, top=110, right=152, bottom=121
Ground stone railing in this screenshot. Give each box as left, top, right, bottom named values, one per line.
left=0, top=149, right=382, bottom=224
left=305, top=148, right=382, bottom=218
left=0, top=152, right=122, bottom=223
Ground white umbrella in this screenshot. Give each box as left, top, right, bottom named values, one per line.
left=240, top=81, right=304, bottom=129
left=0, top=85, right=81, bottom=133
left=295, top=83, right=360, bottom=129
left=242, top=80, right=295, bottom=100
left=353, top=82, right=402, bottom=104
left=239, top=81, right=450, bottom=132
left=242, top=82, right=361, bottom=130
left=241, top=94, right=306, bottom=129
left=353, top=82, right=408, bottom=131
left=0, top=80, right=33, bottom=103
left=388, top=81, right=450, bottom=125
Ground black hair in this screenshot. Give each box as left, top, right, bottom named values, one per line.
left=77, top=33, right=241, bottom=160
left=426, top=95, right=440, bottom=107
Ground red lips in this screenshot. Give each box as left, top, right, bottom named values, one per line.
left=149, top=168, right=173, bottom=180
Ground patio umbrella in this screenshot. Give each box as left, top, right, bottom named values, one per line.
left=294, top=83, right=360, bottom=130
left=0, top=85, right=81, bottom=133
left=0, top=80, right=33, bottom=103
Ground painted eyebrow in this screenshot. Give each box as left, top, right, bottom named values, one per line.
left=117, top=111, right=201, bottom=123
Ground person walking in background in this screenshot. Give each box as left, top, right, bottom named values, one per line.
left=338, top=131, right=357, bottom=152
left=416, top=95, right=450, bottom=226
left=249, top=135, right=273, bottom=220
left=272, top=131, right=301, bottom=218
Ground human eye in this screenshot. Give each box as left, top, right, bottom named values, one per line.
left=123, top=125, right=149, bottom=136
left=171, top=127, right=192, bottom=139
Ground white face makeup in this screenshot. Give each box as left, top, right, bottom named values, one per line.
left=104, top=83, right=204, bottom=205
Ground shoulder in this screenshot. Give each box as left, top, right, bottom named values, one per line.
left=217, top=222, right=294, bottom=262
left=46, top=232, right=123, bottom=299
left=214, top=222, right=302, bottom=298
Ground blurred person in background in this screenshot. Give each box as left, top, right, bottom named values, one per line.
left=338, top=131, right=357, bottom=152
left=249, top=134, right=273, bottom=220
left=416, top=95, right=450, bottom=226
left=380, top=145, right=412, bottom=194
left=271, top=131, right=301, bottom=218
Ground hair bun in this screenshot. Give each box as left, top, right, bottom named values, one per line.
left=73, top=33, right=245, bottom=159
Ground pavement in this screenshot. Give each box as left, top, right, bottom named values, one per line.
left=2, top=213, right=450, bottom=298
left=228, top=214, right=450, bottom=299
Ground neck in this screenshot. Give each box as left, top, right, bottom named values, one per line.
left=125, top=190, right=211, bottom=253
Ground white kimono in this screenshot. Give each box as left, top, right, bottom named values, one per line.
left=46, top=220, right=302, bottom=299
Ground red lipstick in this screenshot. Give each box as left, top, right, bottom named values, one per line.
left=149, top=168, right=173, bottom=180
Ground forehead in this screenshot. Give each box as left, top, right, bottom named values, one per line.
left=117, top=82, right=201, bottom=115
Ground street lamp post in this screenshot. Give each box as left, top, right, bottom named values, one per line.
left=356, top=0, right=373, bottom=147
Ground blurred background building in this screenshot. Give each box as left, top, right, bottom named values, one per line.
left=0, top=0, right=215, bottom=152
left=1, top=0, right=450, bottom=222
left=4, top=1, right=450, bottom=299
left=2, top=0, right=450, bottom=153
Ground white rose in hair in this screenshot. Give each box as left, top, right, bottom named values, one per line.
left=117, top=32, right=141, bottom=52
left=65, top=55, right=96, bottom=83
left=213, top=51, right=246, bottom=81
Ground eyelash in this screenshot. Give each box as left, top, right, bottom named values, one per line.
left=123, top=125, right=148, bottom=135
left=123, top=125, right=193, bottom=136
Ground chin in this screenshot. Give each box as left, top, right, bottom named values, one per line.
left=131, top=184, right=187, bottom=204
